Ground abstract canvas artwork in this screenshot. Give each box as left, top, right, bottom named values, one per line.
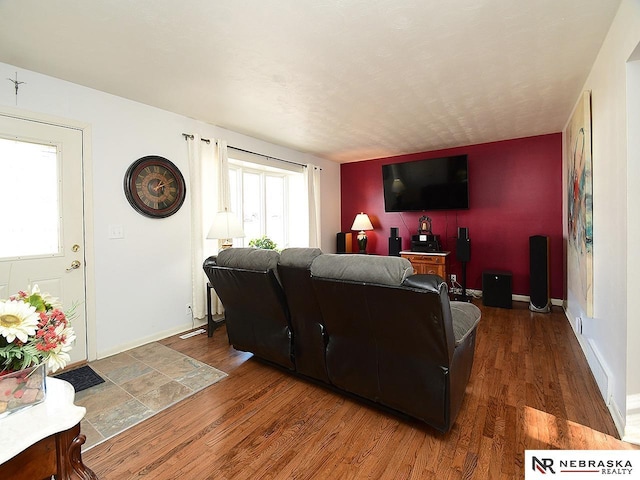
left=565, top=91, right=593, bottom=317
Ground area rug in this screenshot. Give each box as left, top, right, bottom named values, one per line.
left=73, top=342, right=228, bottom=450
left=54, top=365, right=105, bottom=392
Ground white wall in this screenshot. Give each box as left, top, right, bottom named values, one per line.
left=564, top=0, right=640, bottom=442
left=625, top=45, right=640, bottom=442
left=0, top=62, right=340, bottom=359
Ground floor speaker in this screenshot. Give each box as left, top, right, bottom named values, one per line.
left=389, top=237, right=402, bottom=256
left=529, top=235, right=550, bottom=313
left=456, top=238, right=470, bottom=262
left=482, top=271, right=512, bottom=308
left=336, top=232, right=352, bottom=254
left=388, top=227, right=401, bottom=256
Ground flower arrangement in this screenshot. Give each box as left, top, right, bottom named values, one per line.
left=0, top=285, right=75, bottom=375
left=248, top=235, right=279, bottom=251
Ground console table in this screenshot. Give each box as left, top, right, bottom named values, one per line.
left=207, top=282, right=226, bottom=337
left=400, top=251, right=450, bottom=281
left=0, top=377, right=97, bottom=480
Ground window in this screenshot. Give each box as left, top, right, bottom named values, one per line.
left=228, top=150, right=307, bottom=249
left=0, top=137, right=60, bottom=259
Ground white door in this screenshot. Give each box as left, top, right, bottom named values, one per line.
left=0, top=114, right=87, bottom=365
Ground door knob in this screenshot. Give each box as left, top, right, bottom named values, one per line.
left=66, top=260, right=81, bottom=271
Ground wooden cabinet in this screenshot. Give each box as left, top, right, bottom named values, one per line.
left=0, top=378, right=96, bottom=480
left=400, top=251, right=449, bottom=281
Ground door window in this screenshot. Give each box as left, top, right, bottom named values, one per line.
left=0, top=137, right=60, bottom=259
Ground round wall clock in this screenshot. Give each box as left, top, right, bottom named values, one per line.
left=123, top=155, right=186, bottom=218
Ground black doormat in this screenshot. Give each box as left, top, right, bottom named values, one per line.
left=54, top=365, right=105, bottom=392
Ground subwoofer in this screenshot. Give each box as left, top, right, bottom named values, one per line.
left=529, top=235, right=550, bottom=313
left=483, top=271, right=512, bottom=309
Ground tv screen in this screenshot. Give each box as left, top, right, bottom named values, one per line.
left=382, top=155, right=469, bottom=212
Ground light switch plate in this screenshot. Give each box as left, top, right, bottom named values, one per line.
left=108, top=224, right=124, bottom=239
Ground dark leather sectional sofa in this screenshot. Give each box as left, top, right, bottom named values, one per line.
left=203, top=247, right=481, bottom=432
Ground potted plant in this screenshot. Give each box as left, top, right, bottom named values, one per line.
left=0, top=285, right=75, bottom=417
left=248, top=235, right=279, bottom=251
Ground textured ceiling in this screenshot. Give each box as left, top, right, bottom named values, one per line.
left=0, top=0, right=621, bottom=162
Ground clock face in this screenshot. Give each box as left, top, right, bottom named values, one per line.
left=124, top=156, right=186, bottom=218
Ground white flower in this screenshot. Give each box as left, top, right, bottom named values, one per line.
left=45, top=349, right=71, bottom=373
left=0, top=299, right=39, bottom=343
left=45, top=330, right=74, bottom=373
left=58, top=323, right=76, bottom=347
left=29, top=284, right=62, bottom=310
left=45, top=323, right=75, bottom=373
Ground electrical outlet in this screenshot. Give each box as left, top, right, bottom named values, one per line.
left=186, top=304, right=192, bottom=315
left=450, top=274, right=457, bottom=284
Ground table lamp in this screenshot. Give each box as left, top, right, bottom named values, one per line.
left=351, top=212, right=374, bottom=254
left=206, top=208, right=245, bottom=248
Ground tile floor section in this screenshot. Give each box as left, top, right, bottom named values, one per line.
left=75, top=341, right=227, bottom=450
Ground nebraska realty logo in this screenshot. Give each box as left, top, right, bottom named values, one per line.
left=525, top=451, right=640, bottom=479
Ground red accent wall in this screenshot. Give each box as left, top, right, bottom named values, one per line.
left=340, top=133, right=564, bottom=299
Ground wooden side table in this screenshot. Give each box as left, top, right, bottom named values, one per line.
left=400, top=251, right=450, bottom=281
left=0, top=377, right=97, bottom=480
left=207, top=282, right=226, bottom=337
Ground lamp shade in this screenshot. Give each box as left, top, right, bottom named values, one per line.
left=206, top=210, right=245, bottom=240
left=351, top=213, right=373, bottom=231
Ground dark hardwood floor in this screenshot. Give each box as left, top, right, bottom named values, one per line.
left=83, top=301, right=637, bottom=479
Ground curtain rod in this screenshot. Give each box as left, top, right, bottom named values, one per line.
left=182, top=133, right=211, bottom=144
left=182, top=133, right=320, bottom=170
left=228, top=145, right=310, bottom=169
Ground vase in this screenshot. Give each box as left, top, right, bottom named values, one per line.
left=0, top=363, right=47, bottom=419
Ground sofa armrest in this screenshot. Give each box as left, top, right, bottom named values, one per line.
left=402, top=274, right=447, bottom=293
left=203, top=256, right=218, bottom=268
left=450, top=302, right=481, bottom=345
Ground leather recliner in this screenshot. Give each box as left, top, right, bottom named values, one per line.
left=203, top=248, right=294, bottom=370
left=310, top=254, right=480, bottom=432
left=277, top=248, right=330, bottom=383
left=203, top=248, right=481, bottom=432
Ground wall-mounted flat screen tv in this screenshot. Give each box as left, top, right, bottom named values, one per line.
left=382, top=155, right=469, bottom=212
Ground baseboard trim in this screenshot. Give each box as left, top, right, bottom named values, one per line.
left=448, top=288, right=563, bottom=307
left=512, top=293, right=563, bottom=306
left=622, top=394, right=640, bottom=446
left=609, top=396, right=627, bottom=442
left=96, top=318, right=207, bottom=359
left=562, top=307, right=626, bottom=440
left=453, top=288, right=562, bottom=307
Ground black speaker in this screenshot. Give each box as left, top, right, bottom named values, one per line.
left=529, top=235, right=550, bottom=312
left=455, top=227, right=471, bottom=301
left=482, top=271, right=512, bottom=308
left=389, top=237, right=402, bottom=256
left=456, top=238, right=470, bottom=262
left=336, top=232, right=352, bottom=254
left=389, top=227, right=401, bottom=256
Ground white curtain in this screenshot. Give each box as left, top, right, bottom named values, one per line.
left=187, top=135, right=216, bottom=319
left=217, top=140, right=231, bottom=213
left=212, top=139, right=230, bottom=314
left=306, top=164, right=321, bottom=248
